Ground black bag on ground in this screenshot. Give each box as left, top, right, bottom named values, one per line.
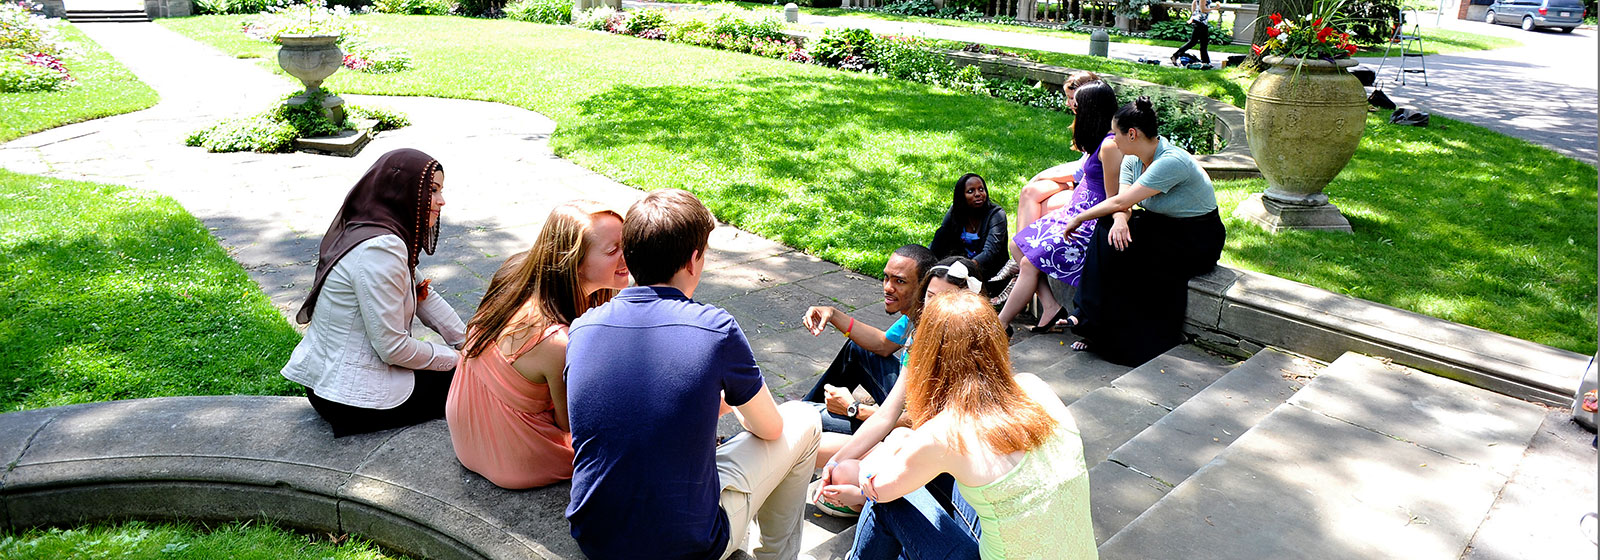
left=1390, top=108, right=1429, bottom=126
left=1367, top=88, right=1396, bottom=110
left=1351, top=67, right=1376, bottom=87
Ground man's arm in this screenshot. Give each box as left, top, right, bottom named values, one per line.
left=802, top=306, right=902, bottom=357
left=730, top=384, right=783, bottom=441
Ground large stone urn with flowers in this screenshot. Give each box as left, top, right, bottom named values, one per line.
left=1236, top=10, right=1367, bottom=233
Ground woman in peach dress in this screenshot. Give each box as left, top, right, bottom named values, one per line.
left=446, top=201, right=630, bottom=489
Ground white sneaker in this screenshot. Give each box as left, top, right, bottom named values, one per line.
left=988, top=259, right=1020, bottom=283
left=989, top=276, right=1017, bottom=306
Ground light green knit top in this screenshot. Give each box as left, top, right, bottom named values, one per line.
left=956, top=411, right=1098, bottom=560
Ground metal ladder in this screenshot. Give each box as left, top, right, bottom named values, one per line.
left=1375, top=16, right=1428, bottom=86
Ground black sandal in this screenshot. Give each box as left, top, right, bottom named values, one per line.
left=1030, top=308, right=1074, bottom=333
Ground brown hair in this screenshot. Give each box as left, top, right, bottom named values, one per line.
left=623, top=189, right=715, bottom=286
left=904, top=291, right=1057, bottom=455
left=462, top=201, right=621, bottom=359
left=1063, top=71, right=1101, bottom=94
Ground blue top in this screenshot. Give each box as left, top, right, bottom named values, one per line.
left=564, top=286, right=766, bottom=560
left=1120, top=137, right=1218, bottom=218
left=884, top=314, right=913, bottom=369
left=959, top=230, right=981, bottom=257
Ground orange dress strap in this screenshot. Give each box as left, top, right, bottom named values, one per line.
left=504, top=322, right=567, bottom=363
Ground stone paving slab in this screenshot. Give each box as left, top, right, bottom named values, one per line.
left=1106, top=348, right=1313, bottom=488
left=1087, top=460, right=1172, bottom=545
left=1287, top=353, right=1547, bottom=477
left=1099, top=403, right=1515, bottom=560
left=1065, top=387, right=1169, bottom=466
left=1461, top=409, right=1599, bottom=560
left=1031, top=349, right=1131, bottom=406
left=1107, top=343, right=1235, bottom=410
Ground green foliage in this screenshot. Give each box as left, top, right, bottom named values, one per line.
left=0, top=170, right=304, bottom=411
left=184, top=112, right=299, bottom=152
left=1, top=23, right=157, bottom=142
left=880, top=0, right=937, bottom=16
left=242, top=0, right=362, bottom=42
left=373, top=0, right=455, bottom=14
left=708, top=11, right=784, bottom=41
left=1146, top=18, right=1226, bottom=41
left=0, top=1, right=63, bottom=56
left=622, top=8, right=668, bottom=34
left=194, top=0, right=287, bottom=15
left=505, top=0, right=571, bottom=24
left=572, top=5, right=615, bottom=29
left=454, top=0, right=504, bottom=17
left=1341, top=0, right=1401, bottom=45
left=347, top=104, right=411, bottom=130
left=811, top=26, right=877, bottom=66
left=868, top=36, right=955, bottom=84
left=279, top=90, right=345, bottom=136
left=1113, top=84, right=1219, bottom=154
left=0, top=53, right=69, bottom=92
left=0, top=520, right=405, bottom=559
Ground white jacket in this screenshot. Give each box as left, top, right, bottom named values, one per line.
left=281, top=235, right=467, bottom=409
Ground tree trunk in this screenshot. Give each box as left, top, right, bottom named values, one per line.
left=1245, top=0, right=1313, bottom=69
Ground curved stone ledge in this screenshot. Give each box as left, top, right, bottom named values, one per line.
left=1185, top=266, right=1587, bottom=406
left=0, top=396, right=584, bottom=560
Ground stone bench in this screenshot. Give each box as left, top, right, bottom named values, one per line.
left=0, top=396, right=759, bottom=560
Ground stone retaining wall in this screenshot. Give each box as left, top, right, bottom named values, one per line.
left=1184, top=266, right=1587, bottom=406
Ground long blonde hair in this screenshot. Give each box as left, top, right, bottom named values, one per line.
left=904, top=291, right=1057, bottom=455
left=463, top=201, right=621, bottom=359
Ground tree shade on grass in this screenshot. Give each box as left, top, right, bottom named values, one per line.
left=155, top=14, right=1594, bottom=353
left=0, top=23, right=159, bottom=142
left=0, top=520, right=406, bottom=560
left=0, top=169, right=302, bottom=411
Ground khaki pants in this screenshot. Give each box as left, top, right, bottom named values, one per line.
left=717, top=401, right=822, bottom=560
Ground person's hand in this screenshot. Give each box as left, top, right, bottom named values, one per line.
left=1109, top=219, right=1132, bottom=251
left=802, top=306, right=836, bottom=336
left=823, top=385, right=855, bottom=416
left=816, top=461, right=837, bottom=501
left=1060, top=217, right=1083, bottom=240
left=859, top=471, right=881, bottom=503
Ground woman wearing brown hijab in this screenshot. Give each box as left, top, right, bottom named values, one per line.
left=281, top=148, right=468, bottom=437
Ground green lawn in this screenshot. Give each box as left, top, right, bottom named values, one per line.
left=0, top=23, right=159, bottom=142
left=987, top=44, right=1252, bottom=106
left=639, top=0, right=1519, bottom=56
left=156, top=14, right=1594, bottom=353
left=0, top=169, right=302, bottom=411
left=0, top=520, right=405, bottom=560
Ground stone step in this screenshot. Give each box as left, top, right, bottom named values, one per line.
left=65, top=9, right=148, bottom=21
left=1089, top=348, right=1317, bottom=542
left=1097, top=352, right=1547, bottom=560
left=1007, top=330, right=1079, bottom=374
left=1065, top=344, right=1238, bottom=467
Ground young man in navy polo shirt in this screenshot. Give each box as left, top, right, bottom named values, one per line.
left=564, top=189, right=822, bottom=560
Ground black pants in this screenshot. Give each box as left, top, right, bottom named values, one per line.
left=1173, top=20, right=1211, bottom=64
left=307, top=368, right=455, bottom=437
left=804, top=341, right=900, bottom=434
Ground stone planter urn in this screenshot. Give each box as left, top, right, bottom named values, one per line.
left=1235, top=55, right=1366, bottom=233
left=277, top=34, right=346, bottom=122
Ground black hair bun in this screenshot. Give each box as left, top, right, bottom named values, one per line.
left=1135, top=96, right=1154, bottom=111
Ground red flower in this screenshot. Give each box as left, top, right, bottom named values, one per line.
left=1269, top=12, right=1282, bottom=23
left=1251, top=43, right=1265, bottom=55
left=1267, top=26, right=1281, bottom=37
left=1344, top=44, right=1358, bottom=54
left=1316, top=27, right=1333, bottom=41
left=1313, top=17, right=1323, bottom=26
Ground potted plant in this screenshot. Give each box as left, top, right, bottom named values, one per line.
left=273, top=1, right=350, bottom=121
left=1236, top=0, right=1365, bottom=233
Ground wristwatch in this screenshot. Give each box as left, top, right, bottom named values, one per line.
left=847, top=402, right=860, bottom=419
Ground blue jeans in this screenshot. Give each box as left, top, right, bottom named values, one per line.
left=804, top=340, right=900, bottom=434
left=848, top=488, right=982, bottom=560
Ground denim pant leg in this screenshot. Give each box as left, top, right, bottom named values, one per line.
left=849, top=488, right=981, bottom=560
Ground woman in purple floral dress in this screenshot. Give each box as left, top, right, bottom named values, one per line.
left=998, top=82, right=1127, bottom=332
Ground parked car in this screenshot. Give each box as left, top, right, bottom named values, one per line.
left=1485, top=0, right=1586, bottom=32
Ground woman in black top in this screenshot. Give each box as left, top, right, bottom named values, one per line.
left=928, top=173, right=1008, bottom=291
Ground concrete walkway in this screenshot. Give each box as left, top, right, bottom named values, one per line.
left=630, top=1, right=1598, bottom=163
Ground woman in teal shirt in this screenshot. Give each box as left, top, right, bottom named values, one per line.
left=1061, top=96, right=1226, bottom=366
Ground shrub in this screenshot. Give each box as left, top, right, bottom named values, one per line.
left=342, top=44, right=413, bottom=72
left=372, top=0, right=454, bottom=14
left=0, top=1, right=64, bottom=56
left=0, top=51, right=71, bottom=92
left=1115, top=84, right=1218, bottom=154
left=347, top=104, right=410, bottom=131
left=1147, top=18, right=1226, bottom=42
left=622, top=8, right=667, bottom=35
left=572, top=6, right=615, bottom=29
left=455, top=0, right=504, bottom=17
left=869, top=35, right=954, bottom=85
left=242, top=1, right=361, bottom=42
left=194, top=0, right=287, bottom=15
left=989, top=78, right=1069, bottom=112
left=880, top=0, right=937, bottom=16
left=812, top=27, right=877, bottom=67
left=505, top=0, right=570, bottom=24
left=1342, top=0, right=1401, bottom=45
left=708, top=11, right=783, bottom=42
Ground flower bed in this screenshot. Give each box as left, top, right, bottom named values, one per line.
left=0, top=1, right=73, bottom=92
left=242, top=0, right=415, bottom=73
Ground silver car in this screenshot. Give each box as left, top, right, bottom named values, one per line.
left=1485, top=0, right=1586, bottom=32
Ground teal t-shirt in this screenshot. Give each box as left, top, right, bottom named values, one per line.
left=884, top=314, right=912, bottom=368
left=1120, top=137, right=1218, bottom=218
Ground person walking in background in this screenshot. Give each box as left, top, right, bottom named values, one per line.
left=1171, top=0, right=1217, bottom=67
left=445, top=201, right=629, bottom=490
left=282, top=148, right=465, bottom=437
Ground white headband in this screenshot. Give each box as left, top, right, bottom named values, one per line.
left=930, top=262, right=982, bottom=294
